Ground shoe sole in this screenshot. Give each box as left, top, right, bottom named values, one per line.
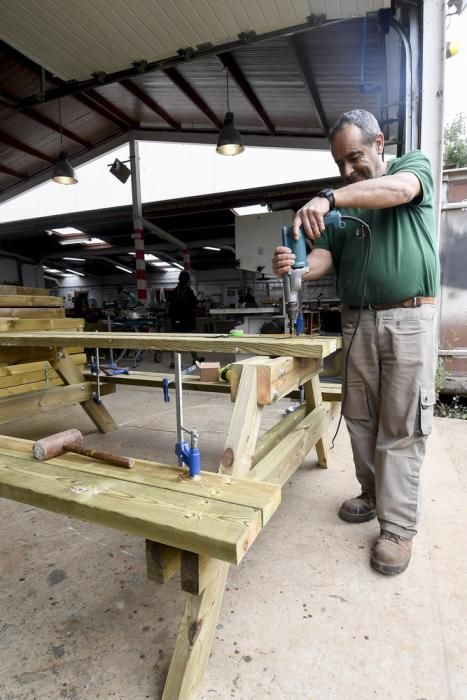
left=370, top=555, right=410, bottom=575
left=338, top=508, right=377, bottom=524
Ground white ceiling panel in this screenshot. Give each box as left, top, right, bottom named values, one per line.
left=0, top=0, right=391, bottom=81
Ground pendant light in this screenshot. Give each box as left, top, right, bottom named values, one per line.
left=216, top=72, right=244, bottom=156
left=52, top=99, right=78, bottom=185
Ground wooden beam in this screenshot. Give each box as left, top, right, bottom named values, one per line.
left=53, top=349, right=117, bottom=433
left=0, top=381, right=114, bottom=424
left=0, top=331, right=342, bottom=359
left=163, top=67, right=223, bottom=129
left=180, top=551, right=220, bottom=595
left=0, top=318, right=84, bottom=332
left=252, top=403, right=307, bottom=467
left=231, top=356, right=321, bottom=404
left=0, top=128, right=55, bottom=163
left=0, top=295, right=63, bottom=307
left=248, top=403, right=340, bottom=487
left=146, top=542, right=181, bottom=584
left=0, top=307, right=65, bottom=318
left=120, top=79, right=181, bottom=129
left=304, top=374, right=329, bottom=468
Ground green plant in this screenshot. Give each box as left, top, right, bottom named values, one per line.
left=444, top=113, right=467, bottom=168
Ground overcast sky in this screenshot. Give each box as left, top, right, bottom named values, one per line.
left=0, top=8, right=466, bottom=225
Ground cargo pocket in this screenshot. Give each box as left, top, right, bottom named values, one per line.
left=343, top=382, right=371, bottom=421
left=419, top=385, right=436, bottom=435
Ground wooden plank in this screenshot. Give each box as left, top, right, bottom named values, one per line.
left=0, top=331, right=342, bottom=359
left=53, top=349, right=117, bottom=433
left=0, top=318, right=84, bottom=332
left=231, top=356, right=321, bottom=404
left=304, top=374, right=329, bottom=469
left=0, top=354, right=86, bottom=377
left=0, top=348, right=85, bottom=365
left=146, top=542, right=181, bottom=584
left=0, top=436, right=280, bottom=526
left=219, top=364, right=263, bottom=477
left=162, top=563, right=230, bottom=699
left=0, top=307, right=65, bottom=318
left=0, top=453, right=262, bottom=565
left=0, top=382, right=115, bottom=424
left=252, top=403, right=308, bottom=467
left=0, top=295, right=63, bottom=307
left=248, top=403, right=340, bottom=486
left=180, top=551, right=220, bottom=595
left=0, top=285, right=50, bottom=296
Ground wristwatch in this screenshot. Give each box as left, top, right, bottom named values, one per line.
left=317, top=188, right=335, bottom=211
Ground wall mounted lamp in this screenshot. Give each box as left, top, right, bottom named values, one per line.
left=108, top=158, right=131, bottom=183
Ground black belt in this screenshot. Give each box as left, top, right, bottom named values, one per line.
left=347, top=296, right=436, bottom=311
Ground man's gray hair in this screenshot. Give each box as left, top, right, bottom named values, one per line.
left=329, top=109, right=381, bottom=144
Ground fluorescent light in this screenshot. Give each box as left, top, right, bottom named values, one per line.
left=151, top=261, right=170, bottom=267
left=127, top=252, right=159, bottom=261
left=66, top=268, right=85, bottom=277
left=172, top=262, right=184, bottom=270
left=203, top=246, right=221, bottom=251
left=59, top=237, right=107, bottom=246
left=115, top=265, right=134, bottom=274
left=43, top=266, right=63, bottom=273
left=63, top=257, right=86, bottom=261
left=231, top=205, right=270, bottom=216
left=48, top=226, right=84, bottom=236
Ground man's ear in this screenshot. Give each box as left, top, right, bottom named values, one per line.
left=375, top=132, right=385, bottom=156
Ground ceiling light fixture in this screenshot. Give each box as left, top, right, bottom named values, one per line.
left=58, top=237, right=107, bottom=246
left=108, top=158, right=131, bottom=183
left=115, top=265, right=134, bottom=274
left=63, top=257, right=86, bottom=261
left=203, top=246, right=221, bottom=251
left=216, top=71, right=244, bottom=156
left=52, top=99, right=78, bottom=185
left=66, top=268, right=85, bottom=277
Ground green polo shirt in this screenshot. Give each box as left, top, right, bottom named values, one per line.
left=312, top=150, right=440, bottom=305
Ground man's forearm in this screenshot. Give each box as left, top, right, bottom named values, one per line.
left=302, top=249, right=333, bottom=281
left=334, top=172, right=420, bottom=210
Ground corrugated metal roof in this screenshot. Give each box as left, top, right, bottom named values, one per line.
left=0, top=0, right=390, bottom=81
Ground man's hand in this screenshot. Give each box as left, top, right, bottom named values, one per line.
left=293, top=195, right=330, bottom=240
left=272, top=246, right=295, bottom=277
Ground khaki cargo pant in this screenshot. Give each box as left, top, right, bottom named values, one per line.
left=341, top=304, right=437, bottom=538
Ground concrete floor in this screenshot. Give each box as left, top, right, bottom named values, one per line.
left=0, top=353, right=466, bottom=700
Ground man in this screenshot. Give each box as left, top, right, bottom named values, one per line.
left=272, top=110, right=439, bottom=575
left=168, top=270, right=202, bottom=366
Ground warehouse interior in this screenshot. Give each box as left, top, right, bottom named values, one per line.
left=0, top=2, right=466, bottom=699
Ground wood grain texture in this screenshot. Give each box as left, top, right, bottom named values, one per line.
left=0, top=447, right=274, bottom=565
left=0, top=295, right=63, bottom=307
left=0, top=331, right=342, bottom=359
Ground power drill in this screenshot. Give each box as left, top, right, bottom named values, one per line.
left=281, top=210, right=343, bottom=335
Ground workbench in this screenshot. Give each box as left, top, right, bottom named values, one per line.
left=0, top=329, right=341, bottom=699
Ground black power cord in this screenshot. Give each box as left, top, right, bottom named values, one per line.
left=330, top=215, right=373, bottom=448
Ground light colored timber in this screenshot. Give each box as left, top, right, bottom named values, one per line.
left=0, top=354, right=86, bottom=377
left=83, top=369, right=342, bottom=403
left=219, top=364, right=263, bottom=477
left=0, top=318, right=84, bottom=332
left=0, top=382, right=115, bottom=424
left=53, top=349, right=117, bottom=433
left=0, top=331, right=342, bottom=359
left=163, top=360, right=268, bottom=698
left=181, top=552, right=221, bottom=595
left=0, top=295, right=63, bottom=307
left=0, top=451, right=271, bottom=566
left=0, top=307, right=65, bottom=318
left=230, top=356, right=321, bottom=405
left=0, top=436, right=280, bottom=526
left=305, top=374, right=330, bottom=468
left=0, top=347, right=83, bottom=364
left=0, top=285, right=50, bottom=296
left=146, top=542, right=181, bottom=584
left=251, top=403, right=308, bottom=467
left=249, top=402, right=340, bottom=486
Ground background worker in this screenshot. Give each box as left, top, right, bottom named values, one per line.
left=272, top=109, right=439, bottom=575
left=168, top=270, right=202, bottom=366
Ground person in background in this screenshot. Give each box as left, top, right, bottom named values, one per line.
left=272, top=109, right=439, bottom=576
left=168, top=271, right=202, bottom=366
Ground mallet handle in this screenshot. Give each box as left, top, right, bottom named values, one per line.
left=62, top=442, right=134, bottom=469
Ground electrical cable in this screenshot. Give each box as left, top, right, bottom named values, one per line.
left=330, top=215, right=373, bottom=448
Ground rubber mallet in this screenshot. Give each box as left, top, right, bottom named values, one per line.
left=33, top=429, right=135, bottom=469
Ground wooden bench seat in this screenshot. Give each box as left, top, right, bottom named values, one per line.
left=0, top=435, right=281, bottom=565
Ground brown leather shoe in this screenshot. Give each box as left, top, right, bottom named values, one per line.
left=371, top=530, right=412, bottom=575
left=338, top=491, right=376, bottom=523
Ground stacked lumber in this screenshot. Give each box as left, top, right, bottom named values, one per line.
left=0, top=286, right=85, bottom=399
